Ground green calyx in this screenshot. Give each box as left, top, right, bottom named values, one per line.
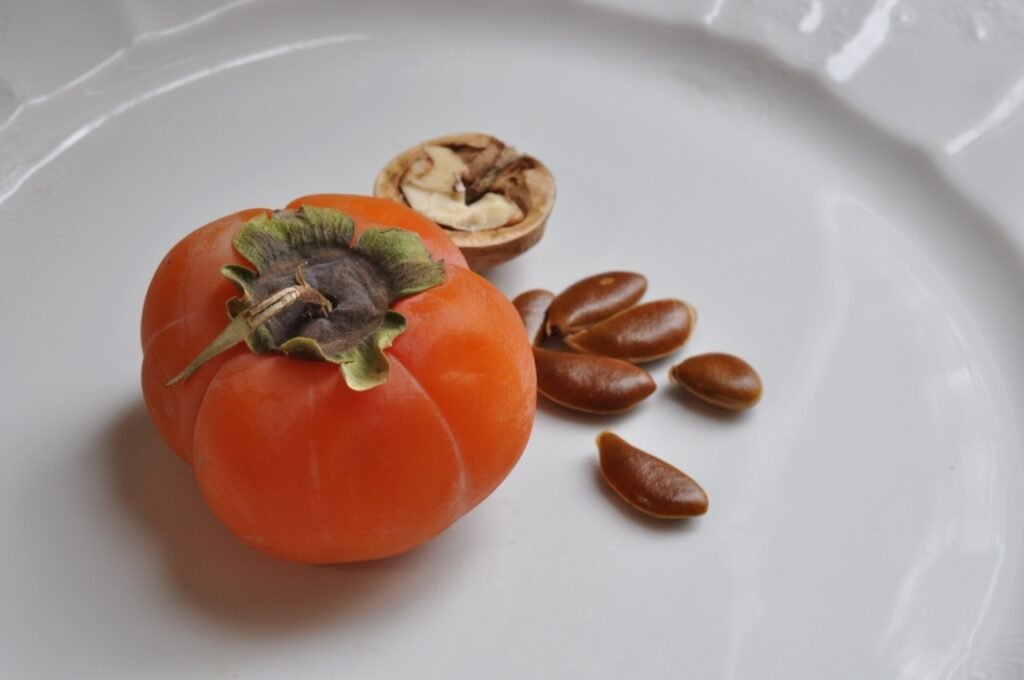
left=166, top=205, right=446, bottom=391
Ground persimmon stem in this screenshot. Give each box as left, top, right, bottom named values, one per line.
left=248, top=282, right=331, bottom=327
left=165, top=281, right=332, bottom=386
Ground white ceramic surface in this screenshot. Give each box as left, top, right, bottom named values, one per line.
left=1, top=1, right=1023, bottom=678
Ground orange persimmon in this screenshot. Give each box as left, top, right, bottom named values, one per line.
left=140, top=195, right=536, bottom=563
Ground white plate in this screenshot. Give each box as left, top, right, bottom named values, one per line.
left=2, top=1, right=1023, bottom=678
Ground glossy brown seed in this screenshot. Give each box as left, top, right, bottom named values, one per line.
left=533, top=347, right=656, bottom=414
left=546, top=271, right=647, bottom=336
left=512, top=289, right=555, bottom=346
left=669, top=353, right=762, bottom=410
left=597, top=431, right=708, bottom=518
left=564, top=299, right=695, bottom=363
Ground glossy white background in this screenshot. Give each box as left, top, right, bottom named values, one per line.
left=1, top=1, right=1022, bottom=678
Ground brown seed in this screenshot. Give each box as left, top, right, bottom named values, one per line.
left=546, top=271, right=647, bottom=336
left=597, top=431, right=708, bottom=518
left=669, top=353, right=762, bottom=410
left=533, top=347, right=656, bottom=414
left=564, top=299, right=695, bottom=363
left=512, top=289, right=555, bottom=346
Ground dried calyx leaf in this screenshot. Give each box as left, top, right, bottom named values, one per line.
left=375, top=133, right=556, bottom=270
left=166, top=205, right=446, bottom=391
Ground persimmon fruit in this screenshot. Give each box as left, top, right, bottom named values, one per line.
left=140, top=195, right=536, bottom=563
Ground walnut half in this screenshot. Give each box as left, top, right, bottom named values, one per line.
left=374, top=132, right=556, bottom=270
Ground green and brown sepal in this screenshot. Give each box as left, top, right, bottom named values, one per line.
left=166, top=205, right=446, bottom=391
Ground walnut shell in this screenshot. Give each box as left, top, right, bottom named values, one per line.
left=374, top=132, right=556, bottom=270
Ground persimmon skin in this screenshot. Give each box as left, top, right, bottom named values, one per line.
left=140, top=196, right=535, bottom=563
left=140, top=208, right=268, bottom=349
left=141, top=209, right=266, bottom=462
left=193, top=355, right=465, bottom=563
left=391, top=266, right=537, bottom=512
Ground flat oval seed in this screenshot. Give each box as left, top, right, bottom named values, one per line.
left=669, top=353, right=762, bottom=410
left=597, top=431, right=708, bottom=518
left=534, top=347, right=656, bottom=414
left=512, top=289, right=555, bottom=346
left=564, top=299, right=695, bottom=363
left=546, top=271, right=647, bottom=336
